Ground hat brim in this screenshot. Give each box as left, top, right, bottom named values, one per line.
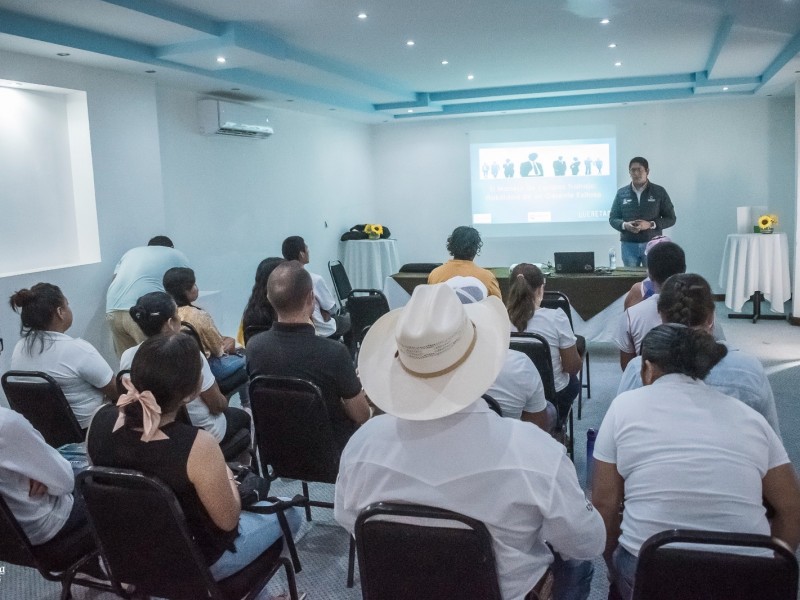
left=358, top=295, right=510, bottom=420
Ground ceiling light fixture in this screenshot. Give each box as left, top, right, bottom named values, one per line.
left=216, top=56, right=226, bottom=64
left=231, top=87, right=240, bottom=91
left=357, top=12, right=367, bottom=19
left=441, top=60, right=449, bottom=65
left=722, top=86, right=729, bottom=91
left=145, top=70, right=156, bottom=74
left=467, top=74, right=474, bottom=80
left=608, top=43, right=617, bottom=48
left=408, top=109, right=414, bottom=113
left=600, top=18, right=610, bottom=24
left=406, top=40, right=415, bottom=46
left=56, top=52, right=70, bottom=57
left=614, top=61, right=622, bottom=67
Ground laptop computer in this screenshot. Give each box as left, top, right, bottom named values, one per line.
left=554, top=252, right=595, bottom=274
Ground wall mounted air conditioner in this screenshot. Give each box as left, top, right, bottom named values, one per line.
left=197, top=99, right=274, bottom=138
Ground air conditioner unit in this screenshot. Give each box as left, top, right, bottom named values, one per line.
left=197, top=99, right=274, bottom=138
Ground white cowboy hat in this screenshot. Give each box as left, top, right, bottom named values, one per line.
left=358, top=282, right=509, bottom=420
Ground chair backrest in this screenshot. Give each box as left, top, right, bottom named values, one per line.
left=348, top=291, right=390, bottom=346
left=481, top=393, right=502, bottom=416
left=542, top=291, right=574, bottom=329
left=249, top=375, right=339, bottom=483
left=633, top=529, right=799, bottom=600
left=0, top=492, right=40, bottom=570
left=77, top=467, right=224, bottom=600
left=355, top=502, right=502, bottom=600
left=1, top=370, right=84, bottom=447
left=509, top=333, right=556, bottom=401
left=328, top=260, right=353, bottom=304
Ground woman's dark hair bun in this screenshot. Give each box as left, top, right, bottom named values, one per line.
left=10, top=288, right=34, bottom=307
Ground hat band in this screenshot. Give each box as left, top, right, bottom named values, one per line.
left=397, top=323, right=477, bottom=379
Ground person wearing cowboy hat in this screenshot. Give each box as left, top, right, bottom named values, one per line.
left=334, top=283, right=605, bottom=600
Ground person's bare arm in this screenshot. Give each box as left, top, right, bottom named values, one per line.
left=521, top=409, right=550, bottom=432
left=619, top=351, right=636, bottom=371
left=623, top=281, right=643, bottom=310
left=342, top=389, right=371, bottom=425
left=592, top=459, right=625, bottom=568
left=187, top=430, right=240, bottom=532
left=559, top=344, right=582, bottom=376
left=763, top=463, right=800, bottom=550
left=320, top=308, right=332, bottom=322
left=199, top=381, right=228, bottom=415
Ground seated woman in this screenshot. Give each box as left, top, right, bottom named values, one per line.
left=163, top=267, right=249, bottom=408
left=617, top=273, right=781, bottom=436
left=506, top=263, right=582, bottom=428
left=237, top=257, right=285, bottom=346
left=593, top=324, right=800, bottom=600
left=122, top=292, right=252, bottom=458
left=9, top=283, right=116, bottom=429
left=88, top=333, right=302, bottom=580
left=622, top=235, right=670, bottom=310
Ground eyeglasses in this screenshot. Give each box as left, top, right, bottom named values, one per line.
left=629, top=167, right=646, bottom=173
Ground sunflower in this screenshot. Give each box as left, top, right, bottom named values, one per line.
left=758, top=215, right=771, bottom=228
left=364, top=224, right=384, bottom=236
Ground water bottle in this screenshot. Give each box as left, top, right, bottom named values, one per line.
left=586, top=428, right=597, bottom=487
left=608, top=248, right=617, bottom=270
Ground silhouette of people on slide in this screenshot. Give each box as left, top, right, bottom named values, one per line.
left=594, top=158, right=603, bottom=174
left=553, top=156, right=567, bottom=176
left=503, top=159, right=515, bottom=178
left=520, top=152, right=543, bottom=177
left=491, top=161, right=500, bottom=178
left=584, top=157, right=592, bottom=175
left=570, top=157, right=581, bottom=175
left=482, top=163, right=490, bottom=178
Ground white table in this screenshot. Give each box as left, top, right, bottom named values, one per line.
left=341, top=239, right=400, bottom=290
left=718, top=233, right=790, bottom=321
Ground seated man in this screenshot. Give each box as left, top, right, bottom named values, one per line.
left=246, top=261, right=371, bottom=454
left=0, top=405, right=88, bottom=547
left=447, top=277, right=555, bottom=432
left=613, top=241, right=685, bottom=370
left=281, top=235, right=350, bottom=339
left=428, top=225, right=501, bottom=298
left=335, top=283, right=605, bottom=600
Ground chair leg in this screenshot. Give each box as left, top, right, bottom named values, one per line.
left=577, top=370, right=583, bottom=421
left=567, top=409, right=574, bottom=460
left=301, top=481, right=312, bottom=521
left=346, top=534, right=356, bottom=588
left=60, top=582, right=73, bottom=600
left=584, top=350, right=591, bottom=399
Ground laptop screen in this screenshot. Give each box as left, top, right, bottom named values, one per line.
left=554, top=252, right=595, bottom=274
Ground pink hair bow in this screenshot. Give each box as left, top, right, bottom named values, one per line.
left=113, top=377, right=162, bottom=442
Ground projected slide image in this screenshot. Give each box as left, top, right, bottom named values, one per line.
left=471, top=139, right=615, bottom=226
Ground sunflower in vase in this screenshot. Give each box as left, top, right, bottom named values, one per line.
left=364, top=224, right=384, bottom=239
left=757, top=214, right=778, bottom=233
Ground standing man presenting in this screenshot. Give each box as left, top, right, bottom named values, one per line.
left=609, top=157, right=676, bottom=267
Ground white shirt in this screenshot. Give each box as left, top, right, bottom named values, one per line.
left=309, top=271, right=337, bottom=337
left=595, top=373, right=788, bottom=557
left=517, top=307, right=577, bottom=392
left=485, top=350, right=546, bottom=419
left=11, top=332, right=113, bottom=428
left=0, top=407, right=74, bottom=545
left=120, top=344, right=225, bottom=441
left=106, top=245, right=190, bottom=312
left=613, top=294, right=661, bottom=355
left=335, top=401, right=605, bottom=600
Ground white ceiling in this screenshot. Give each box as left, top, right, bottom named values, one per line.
left=0, top=0, right=798, bottom=122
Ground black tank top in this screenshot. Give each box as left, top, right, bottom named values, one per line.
left=87, top=404, right=237, bottom=564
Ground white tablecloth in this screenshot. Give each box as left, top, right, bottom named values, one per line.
left=718, top=233, right=791, bottom=313
left=341, top=239, right=400, bottom=290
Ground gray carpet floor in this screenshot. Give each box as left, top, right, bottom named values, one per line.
left=3, top=301, right=799, bottom=599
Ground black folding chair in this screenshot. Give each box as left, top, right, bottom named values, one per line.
left=0, top=494, right=116, bottom=600
left=542, top=291, right=590, bottom=418
left=482, top=393, right=503, bottom=416
left=249, top=375, right=357, bottom=587
left=633, top=529, right=798, bottom=600
left=77, top=467, right=303, bottom=600
left=1, top=370, right=84, bottom=447
left=328, top=260, right=390, bottom=349
left=355, top=502, right=502, bottom=600
left=509, top=332, right=574, bottom=459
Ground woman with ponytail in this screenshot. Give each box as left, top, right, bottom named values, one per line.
left=506, top=263, right=582, bottom=423
left=9, top=283, right=116, bottom=429
left=593, top=324, right=800, bottom=600
left=88, top=333, right=302, bottom=580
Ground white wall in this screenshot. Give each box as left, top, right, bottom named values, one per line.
left=372, top=97, right=796, bottom=297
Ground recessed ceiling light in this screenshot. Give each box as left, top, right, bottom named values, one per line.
left=406, top=40, right=415, bottom=46
left=216, top=56, right=226, bottom=64
left=722, top=86, right=729, bottom=91
left=608, top=43, right=617, bottom=48
left=600, top=18, right=610, bottom=24
left=467, top=74, right=474, bottom=80
left=286, top=99, right=294, bottom=102
left=231, top=87, right=240, bottom=91
left=56, top=52, right=70, bottom=57
left=614, top=61, right=622, bottom=67
left=441, top=60, right=449, bottom=65
left=408, top=109, right=414, bottom=113
left=145, top=70, right=156, bottom=74
left=357, top=12, right=367, bottom=19
left=329, top=108, right=336, bottom=111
